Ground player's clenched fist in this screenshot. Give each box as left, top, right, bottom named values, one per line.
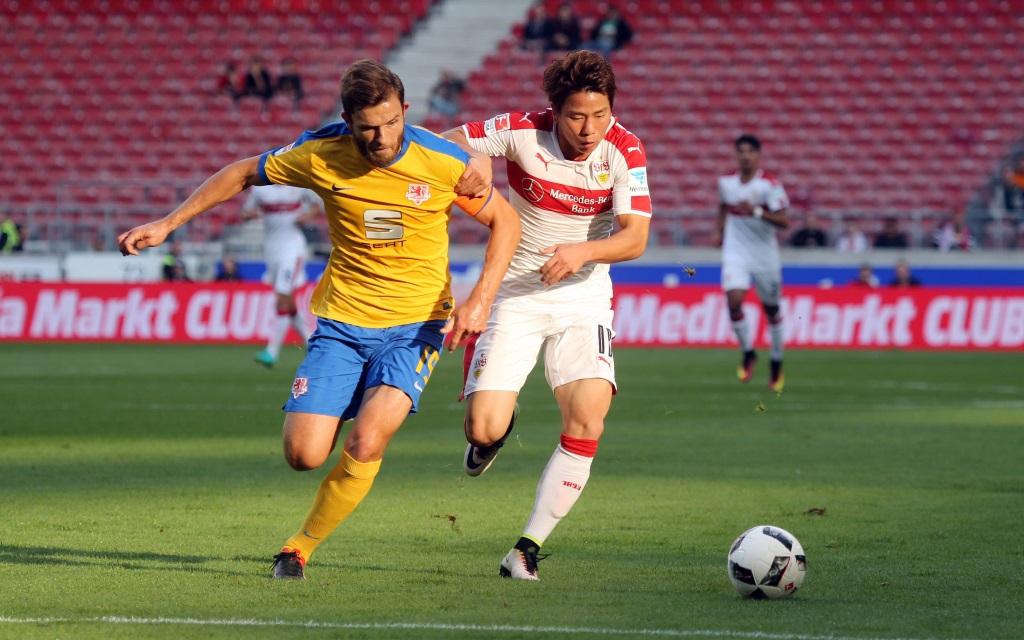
left=118, top=220, right=172, bottom=256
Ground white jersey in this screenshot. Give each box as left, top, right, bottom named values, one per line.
left=718, top=169, right=789, bottom=272
left=242, top=184, right=321, bottom=261
left=463, top=109, right=652, bottom=302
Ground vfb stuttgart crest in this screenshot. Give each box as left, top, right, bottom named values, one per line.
left=406, top=183, right=431, bottom=206
left=472, top=353, right=487, bottom=379
left=592, top=159, right=610, bottom=184
left=291, top=377, right=309, bottom=399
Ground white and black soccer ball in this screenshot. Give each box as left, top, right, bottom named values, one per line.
left=727, top=525, right=806, bottom=599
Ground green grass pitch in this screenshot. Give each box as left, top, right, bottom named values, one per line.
left=0, top=343, right=1021, bottom=639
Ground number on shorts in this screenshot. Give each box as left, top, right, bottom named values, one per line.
left=597, top=325, right=613, bottom=357
left=415, top=345, right=440, bottom=385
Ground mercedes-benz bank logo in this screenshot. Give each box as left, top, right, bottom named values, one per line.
left=522, top=178, right=544, bottom=203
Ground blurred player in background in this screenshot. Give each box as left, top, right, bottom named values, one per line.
left=241, top=184, right=323, bottom=368
left=444, top=50, right=651, bottom=580
left=118, top=59, right=520, bottom=581
left=715, top=134, right=790, bottom=392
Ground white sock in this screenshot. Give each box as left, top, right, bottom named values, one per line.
left=266, top=314, right=290, bottom=359
left=732, top=316, right=753, bottom=352
left=290, top=313, right=309, bottom=348
left=523, top=444, right=593, bottom=546
left=768, top=317, right=784, bottom=361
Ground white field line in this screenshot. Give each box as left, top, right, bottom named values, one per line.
left=0, top=615, right=959, bottom=640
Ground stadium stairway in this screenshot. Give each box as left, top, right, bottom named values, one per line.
left=390, top=0, right=536, bottom=124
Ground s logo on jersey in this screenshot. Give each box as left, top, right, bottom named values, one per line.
left=592, top=159, right=610, bottom=184
left=405, top=183, right=431, bottom=206
left=291, top=377, right=309, bottom=399
left=522, top=178, right=544, bottom=203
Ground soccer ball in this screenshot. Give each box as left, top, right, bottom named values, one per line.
left=727, top=525, right=806, bottom=599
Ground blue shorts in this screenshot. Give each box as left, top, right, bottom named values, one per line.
left=284, top=317, right=447, bottom=420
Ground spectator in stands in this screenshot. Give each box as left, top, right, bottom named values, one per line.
left=545, top=2, right=581, bottom=52
left=932, top=211, right=973, bottom=251
left=216, top=256, right=243, bottom=282
left=789, top=213, right=829, bottom=247
left=835, top=218, right=868, bottom=253
left=1001, top=156, right=1024, bottom=248
left=873, top=216, right=909, bottom=249
left=162, top=239, right=189, bottom=281
left=521, top=3, right=551, bottom=53
left=275, top=57, right=304, bottom=109
left=850, top=262, right=879, bottom=288
left=889, top=259, right=921, bottom=288
left=0, top=218, right=23, bottom=254
left=217, top=62, right=244, bottom=103
left=242, top=56, right=274, bottom=106
left=586, top=6, right=632, bottom=59
left=427, top=69, right=466, bottom=123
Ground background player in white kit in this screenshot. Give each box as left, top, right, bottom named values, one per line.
left=715, top=134, right=790, bottom=392
left=241, top=183, right=324, bottom=367
left=445, top=51, right=652, bottom=580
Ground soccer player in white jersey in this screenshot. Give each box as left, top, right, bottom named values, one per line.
left=444, top=50, right=652, bottom=580
left=715, top=134, right=790, bottom=392
left=242, top=183, right=324, bottom=367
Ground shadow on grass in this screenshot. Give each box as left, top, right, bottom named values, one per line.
left=0, top=544, right=253, bottom=576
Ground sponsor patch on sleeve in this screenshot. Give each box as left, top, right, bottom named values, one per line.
left=628, top=167, right=649, bottom=196
left=484, top=113, right=511, bottom=136
left=274, top=142, right=296, bottom=156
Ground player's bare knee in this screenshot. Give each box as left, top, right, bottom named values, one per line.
left=284, top=446, right=326, bottom=471
left=763, top=304, right=780, bottom=321
left=464, top=414, right=500, bottom=447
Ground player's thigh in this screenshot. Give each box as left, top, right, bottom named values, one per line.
left=552, top=377, right=612, bottom=440
left=463, top=300, right=547, bottom=398
left=722, top=262, right=752, bottom=303
left=270, top=255, right=308, bottom=296
left=543, top=308, right=616, bottom=394
left=751, top=271, right=783, bottom=307
left=343, top=384, right=414, bottom=461
left=282, top=412, right=344, bottom=470
left=362, top=319, right=448, bottom=415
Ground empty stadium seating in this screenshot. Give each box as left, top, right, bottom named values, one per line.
left=423, top=0, right=1024, bottom=246
left=1, top=0, right=436, bottom=244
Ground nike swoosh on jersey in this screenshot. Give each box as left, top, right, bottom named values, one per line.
left=331, top=184, right=353, bottom=192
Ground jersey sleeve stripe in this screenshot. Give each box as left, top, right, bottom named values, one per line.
left=407, top=126, right=470, bottom=164
left=257, top=151, right=273, bottom=185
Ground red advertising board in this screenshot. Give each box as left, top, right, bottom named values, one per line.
left=0, top=282, right=316, bottom=343
left=1, top=282, right=1022, bottom=350
left=613, top=285, right=1024, bottom=350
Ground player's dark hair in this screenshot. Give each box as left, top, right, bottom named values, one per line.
left=340, top=59, right=405, bottom=116
left=542, top=50, right=617, bottom=110
left=735, top=134, right=761, bottom=151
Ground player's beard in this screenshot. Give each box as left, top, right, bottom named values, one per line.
left=355, top=135, right=403, bottom=168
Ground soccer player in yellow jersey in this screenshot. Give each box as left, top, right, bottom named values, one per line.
left=118, top=60, right=521, bottom=580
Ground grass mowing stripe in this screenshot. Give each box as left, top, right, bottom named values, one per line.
left=0, top=616, right=949, bottom=640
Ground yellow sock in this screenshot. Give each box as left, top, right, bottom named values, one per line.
left=281, top=450, right=381, bottom=563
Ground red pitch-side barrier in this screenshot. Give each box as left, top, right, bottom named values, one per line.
left=0, top=282, right=1022, bottom=350
left=613, top=285, right=1024, bottom=350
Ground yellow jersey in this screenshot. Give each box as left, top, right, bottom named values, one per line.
left=258, top=122, right=491, bottom=328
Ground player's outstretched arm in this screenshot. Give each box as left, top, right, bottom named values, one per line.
left=539, top=213, right=649, bottom=286
left=119, top=156, right=263, bottom=256
left=443, top=127, right=493, bottom=198
left=443, top=190, right=520, bottom=351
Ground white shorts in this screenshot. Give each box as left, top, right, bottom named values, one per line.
left=266, top=254, right=307, bottom=296
left=463, top=296, right=617, bottom=397
left=721, top=262, right=782, bottom=306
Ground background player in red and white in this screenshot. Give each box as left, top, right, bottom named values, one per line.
left=445, top=50, right=651, bottom=580
left=242, top=184, right=324, bottom=368
left=715, top=134, right=790, bottom=392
